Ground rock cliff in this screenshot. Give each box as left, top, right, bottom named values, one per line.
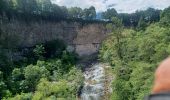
left=1, top=19, right=109, bottom=56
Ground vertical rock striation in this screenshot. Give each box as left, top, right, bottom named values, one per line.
left=1, top=19, right=109, bottom=56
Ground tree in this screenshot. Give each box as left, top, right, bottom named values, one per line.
left=4, top=93, right=32, bottom=100
left=37, top=0, right=52, bottom=16
left=100, top=20, right=170, bottom=100
left=60, top=6, right=69, bottom=18
left=109, top=8, right=161, bottom=27
left=16, top=0, right=38, bottom=14
left=102, top=8, right=117, bottom=20
left=32, top=78, right=70, bottom=99
left=65, top=67, right=84, bottom=96
left=108, top=17, right=123, bottom=59
left=51, top=4, right=61, bottom=18
left=0, top=71, right=7, bottom=99
left=0, top=0, right=5, bottom=14
left=33, top=44, right=45, bottom=60
left=143, top=8, right=160, bottom=23
left=160, top=6, right=170, bottom=27
left=9, top=68, right=24, bottom=94
left=137, top=17, right=148, bottom=30
left=24, top=63, right=49, bottom=92
left=68, top=7, right=83, bottom=18
left=82, top=6, right=96, bottom=19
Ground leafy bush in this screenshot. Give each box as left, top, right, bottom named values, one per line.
left=33, top=45, right=45, bottom=60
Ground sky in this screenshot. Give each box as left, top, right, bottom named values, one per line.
left=51, top=0, right=170, bottom=13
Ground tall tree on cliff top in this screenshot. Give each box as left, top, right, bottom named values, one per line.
left=0, top=0, right=9, bottom=14
left=16, top=0, right=38, bottom=14
left=160, top=6, right=170, bottom=27
left=59, top=6, right=69, bottom=18
left=68, top=7, right=83, bottom=18
left=102, top=8, right=117, bottom=20
left=83, top=6, right=96, bottom=19
left=106, top=17, right=123, bottom=59
left=37, top=0, right=52, bottom=15
left=0, top=0, right=4, bottom=14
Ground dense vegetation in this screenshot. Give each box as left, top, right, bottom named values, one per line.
left=102, top=8, right=161, bottom=27
left=100, top=6, right=170, bottom=100
left=0, top=1, right=100, bottom=98
left=0, top=0, right=86, bottom=97
left=1, top=0, right=170, bottom=99
left=0, top=31, right=84, bottom=99
left=0, top=0, right=96, bottom=21
left=0, top=0, right=161, bottom=25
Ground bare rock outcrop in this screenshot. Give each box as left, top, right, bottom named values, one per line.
left=1, top=20, right=109, bottom=56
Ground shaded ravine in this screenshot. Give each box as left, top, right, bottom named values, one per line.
left=80, top=63, right=113, bottom=100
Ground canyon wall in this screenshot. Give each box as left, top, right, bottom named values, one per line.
left=1, top=20, right=109, bottom=56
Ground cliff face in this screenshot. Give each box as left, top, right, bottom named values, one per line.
left=1, top=20, right=109, bottom=56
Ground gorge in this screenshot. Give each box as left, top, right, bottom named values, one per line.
left=1, top=19, right=110, bottom=57
left=0, top=18, right=112, bottom=99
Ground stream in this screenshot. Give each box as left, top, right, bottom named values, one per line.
left=80, top=63, right=112, bottom=100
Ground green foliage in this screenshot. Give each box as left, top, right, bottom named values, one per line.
left=24, top=62, right=50, bottom=92
left=100, top=13, right=170, bottom=99
left=45, top=59, right=62, bottom=76
left=137, top=17, right=148, bottom=30
left=3, top=49, right=83, bottom=99
left=10, top=68, right=24, bottom=94
left=6, top=64, right=83, bottom=100
left=31, top=67, right=83, bottom=99
left=129, top=62, right=154, bottom=100
left=61, top=50, right=77, bottom=65
left=0, top=71, right=7, bottom=98
left=160, top=6, right=170, bottom=27
left=0, top=0, right=6, bottom=14
left=102, top=8, right=117, bottom=20
left=33, top=45, right=45, bottom=60
left=102, top=7, right=160, bottom=27
left=82, top=6, right=96, bottom=20
left=32, top=78, right=70, bottom=99
left=12, top=68, right=23, bottom=81
left=1, top=0, right=97, bottom=22
left=104, top=17, right=123, bottom=61
left=68, top=7, right=83, bottom=18
left=1, top=2, right=170, bottom=100
left=64, top=67, right=84, bottom=96
left=4, top=93, right=33, bottom=100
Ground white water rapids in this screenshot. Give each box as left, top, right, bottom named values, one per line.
left=80, top=63, right=112, bottom=100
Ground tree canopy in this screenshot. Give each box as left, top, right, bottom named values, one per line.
left=0, top=0, right=97, bottom=21
left=100, top=6, right=170, bottom=100
left=102, top=7, right=161, bottom=27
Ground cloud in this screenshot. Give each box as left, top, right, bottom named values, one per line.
left=51, top=0, right=170, bottom=13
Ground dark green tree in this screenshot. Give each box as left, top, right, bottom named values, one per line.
left=137, top=17, right=148, bottom=30
left=33, top=45, right=45, bottom=60
left=68, top=7, right=83, bottom=18
left=83, top=6, right=96, bottom=19
left=24, top=63, right=49, bottom=92
left=107, top=17, right=123, bottom=59
left=160, top=6, right=170, bottom=27
left=102, top=8, right=117, bottom=20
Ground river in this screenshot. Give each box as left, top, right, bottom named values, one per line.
left=80, top=63, right=113, bottom=100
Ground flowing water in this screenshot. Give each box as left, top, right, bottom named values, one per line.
left=80, top=63, right=112, bottom=100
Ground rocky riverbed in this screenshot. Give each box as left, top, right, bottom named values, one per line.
left=80, top=63, right=113, bottom=100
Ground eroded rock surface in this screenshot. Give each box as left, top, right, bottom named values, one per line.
left=1, top=20, right=109, bottom=56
